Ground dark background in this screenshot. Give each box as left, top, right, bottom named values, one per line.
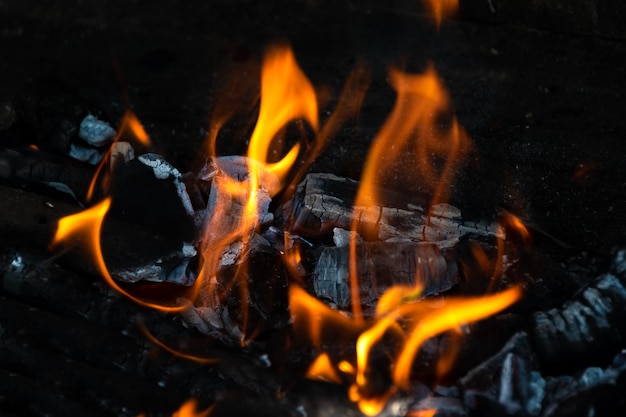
left=2, top=0, right=626, bottom=254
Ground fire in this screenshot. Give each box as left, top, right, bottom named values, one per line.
left=306, top=352, right=342, bottom=384
left=247, top=44, right=318, bottom=184
left=349, top=65, right=471, bottom=319
left=423, top=0, right=459, bottom=28
left=48, top=37, right=524, bottom=416
left=171, top=399, right=213, bottom=417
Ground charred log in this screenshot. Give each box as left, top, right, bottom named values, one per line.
left=312, top=242, right=458, bottom=310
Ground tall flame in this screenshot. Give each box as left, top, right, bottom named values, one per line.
left=247, top=44, right=318, bottom=183
left=349, top=65, right=471, bottom=319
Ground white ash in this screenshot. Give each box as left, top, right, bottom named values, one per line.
left=78, top=114, right=117, bottom=147
left=69, top=143, right=105, bottom=165
left=332, top=227, right=363, bottom=247
left=137, top=153, right=194, bottom=216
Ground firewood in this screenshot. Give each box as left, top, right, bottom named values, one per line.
left=532, top=249, right=626, bottom=372
left=312, top=242, right=458, bottom=310
left=280, top=173, right=500, bottom=247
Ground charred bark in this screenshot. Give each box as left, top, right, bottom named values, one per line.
left=280, top=173, right=499, bottom=246
left=312, top=242, right=458, bottom=310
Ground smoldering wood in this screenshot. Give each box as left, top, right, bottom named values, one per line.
left=0, top=183, right=196, bottom=284
left=281, top=173, right=500, bottom=247
left=312, top=242, right=458, bottom=310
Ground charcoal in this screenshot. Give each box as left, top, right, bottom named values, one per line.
left=532, top=273, right=626, bottom=371
left=78, top=114, right=117, bottom=147
left=541, top=350, right=626, bottom=417
left=312, top=242, right=458, bottom=309
left=280, top=173, right=500, bottom=247
left=460, top=332, right=544, bottom=416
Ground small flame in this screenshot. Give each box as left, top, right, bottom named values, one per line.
left=171, top=399, right=213, bottom=417
left=423, top=0, right=458, bottom=28
left=306, top=353, right=342, bottom=384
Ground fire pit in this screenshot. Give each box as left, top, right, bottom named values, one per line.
left=2, top=1, right=626, bottom=417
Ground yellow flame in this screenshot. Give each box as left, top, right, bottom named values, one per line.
left=392, top=287, right=521, bottom=388
left=306, top=353, right=342, bottom=384
left=247, top=44, right=318, bottom=183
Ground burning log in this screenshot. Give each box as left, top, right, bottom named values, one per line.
left=313, top=242, right=458, bottom=310
left=531, top=248, right=626, bottom=372
left=280, top=173, right=500, bottom=247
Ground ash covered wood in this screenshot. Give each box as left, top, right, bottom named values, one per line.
left=532, top=249, right=626, bottom=372
left=280, top=173, right=500, bottom=247
left=313, top=242, right=458, bottom=309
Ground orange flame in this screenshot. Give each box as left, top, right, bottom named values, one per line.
left=306, top=353, right=342, bottom=384
left=424, top=0, right=458, bottom=28
left=291, top=282, right=520, bottom=415
left=171, top=399, right=213, bottom=417
left=349, top=65, right=471, bottom=319
left=247, top=44, right=318, bottom=183
left=391, top=286, right=521, bottom=389
left=51, top=198, right=195, bottom=312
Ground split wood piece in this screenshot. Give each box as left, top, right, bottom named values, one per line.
left=184, top=241, right=290, bottom=345
left=0, top=183, right=196, bottom=284
left=532, top=248, right=626, bottom=372
left=282, top=173, right=500, bottom=247
left=0, top=147, right=95, bottom=201
left=313, top=242, right=458, bottom=310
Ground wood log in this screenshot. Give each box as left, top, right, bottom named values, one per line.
left=312, top=242, right=458, bottom=310
left=532, top=249, right=626, bottom=372
left=280, top=173, right=500, bottom=247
